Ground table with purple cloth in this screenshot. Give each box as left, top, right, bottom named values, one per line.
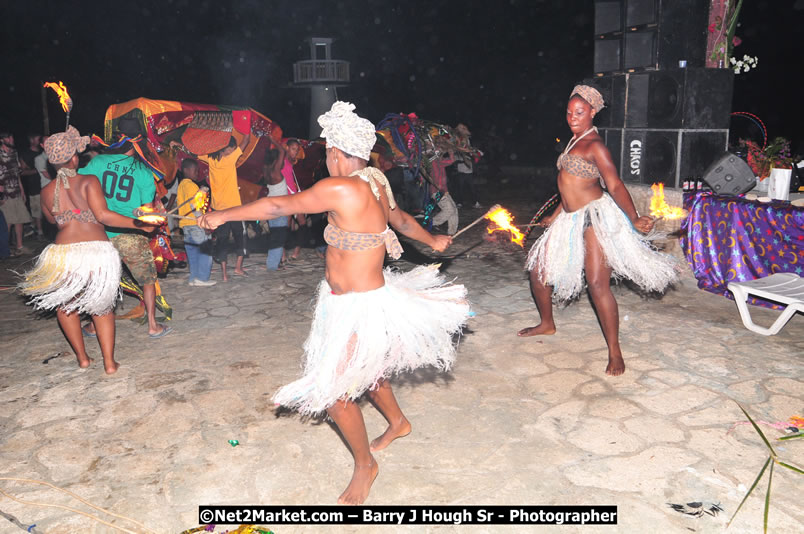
left=680, top=192, right=804, bottom=309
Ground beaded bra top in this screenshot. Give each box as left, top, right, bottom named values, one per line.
left=322, top=166, right=404, bottom=258
left=557, top=153, right=601, bottom=180
left=556, top=126, right=601, bottom=180
left=324, top=224, right=403, bottom=259
left=52, top=168, right=98, bottom=226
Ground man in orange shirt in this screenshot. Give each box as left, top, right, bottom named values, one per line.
left=198, top=134, right=249, bottom=281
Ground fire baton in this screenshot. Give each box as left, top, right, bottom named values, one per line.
left=166, top=186, right=209, bottom=215
left=451, top=204, right=502, bottom=239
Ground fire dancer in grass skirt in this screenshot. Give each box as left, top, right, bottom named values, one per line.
left=200, top=101, right=471, bottom=505
left=17, top=127, right=159, bottom=374
left=519, top=85, right=679, bottom=376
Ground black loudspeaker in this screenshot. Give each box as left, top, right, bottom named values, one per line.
left=594, top=38, right=623, bottom=74
left=625, top=68, right=735, bottom=129
left=588, top=68, right=733, bottom=130
left=702, top=152, right=757, bottom=196
left=623, top=0, right=710, bottom=70
left=619, top=129, right=728, bottom=187
left=595, top=0, right=624, bottom=35
left=594, top=0, right=624, bottom=74
left=583, top=74, right=626, bottom=128
left=626, top=0, right=656, bottom=26
left=598, top=128, right=623, bottom=173
left=594, top=0, right=709, bottom=74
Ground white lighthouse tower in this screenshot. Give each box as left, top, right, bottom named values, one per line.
left=293, top=37, right=350, bottom=139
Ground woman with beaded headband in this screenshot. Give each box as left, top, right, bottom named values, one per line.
left=18, top=127, right=160, bottom=374
left=518, top=85, right=678, bottom=376
left=199, top=101, right=471, bottom=504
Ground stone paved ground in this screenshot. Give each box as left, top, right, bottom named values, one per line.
left=1, top=193, right=802, bottom=534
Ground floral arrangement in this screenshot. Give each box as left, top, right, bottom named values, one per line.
left=730, top=54, right=758, bottom=74
left=707, top=0, right=749, bottom=68
left=739, top=137, right=794, bottom=180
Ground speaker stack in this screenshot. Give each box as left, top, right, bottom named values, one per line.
left=590, top=0, right=734, bottom=189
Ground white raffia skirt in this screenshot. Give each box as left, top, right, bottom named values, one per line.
left=525, top=193, right=678, bottom=303
left=273, top=264, right=472, bottom=415
left=18, top=241, right=122, bottom=315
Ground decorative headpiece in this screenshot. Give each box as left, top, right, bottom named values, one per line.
left=570, top=85, right=605, bottom=113
left=43, top=126, right=90, bottom=165
left=317, top=101, right=376, bottom=161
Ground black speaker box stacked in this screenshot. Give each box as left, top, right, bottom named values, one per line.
left=593, top=0, right=709, bottom=75
left=589, top=0, right=735, bottom=190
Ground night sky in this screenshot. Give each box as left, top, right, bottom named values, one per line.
left=2, top=0, right=802, bottom=163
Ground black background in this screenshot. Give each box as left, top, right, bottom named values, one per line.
left=1, top=1, right=801, bottom=163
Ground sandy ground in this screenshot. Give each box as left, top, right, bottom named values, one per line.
left=1, top=194, right=802, bottom=534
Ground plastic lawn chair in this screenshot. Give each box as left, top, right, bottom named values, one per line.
left=727, top=273, right=804, bottom=335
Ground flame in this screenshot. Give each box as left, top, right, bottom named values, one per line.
left=138, top=215, right=167, bottom=224
left=485, top=207, right=525, bottom=247
left=135, top=204, right=166, bottom=224
left=191, top=189, right=209, bottom=212
left=649, top=183, right=687, bottom=220
left=555, top=138, right=560, bottom=143
left=43, top=81, right=72, bottom=112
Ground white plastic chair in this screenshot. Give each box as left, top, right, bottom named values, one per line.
left=727, top=273, right=804, bottom=335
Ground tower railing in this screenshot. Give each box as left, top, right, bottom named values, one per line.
left=293, top=60, right=350, bottom=84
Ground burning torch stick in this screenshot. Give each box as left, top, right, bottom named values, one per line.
left=451, top=205, right=526, bottom=247
left=649, top=183, right=689, bottom=222
left=166, top=186, right=209, bottom=215
left=43, top=81, right=72, bottom=129
left=133, top=208, right=195, bottom=223
left=451, top=204, right=502, bottom=239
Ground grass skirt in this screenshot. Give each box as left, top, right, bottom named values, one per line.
left=525, top=194, right=679, bottom=303
left=273, top=264, right=471, bottom=415
left=18, top=241, right=121, bottom=315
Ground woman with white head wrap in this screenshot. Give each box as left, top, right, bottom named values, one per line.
left=18, top=127, right=160, bottom=374
left=518, top=85, right=679, bottom=376
left=200, top=101, right=471, bottom=505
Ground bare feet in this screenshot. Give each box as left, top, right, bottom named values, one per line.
left=370, top=416, right=411, bottom=452
left=76, top=356, right=94, bottom=369
left=606, top=353, right=625, bottom=376
left=517, top=323, right=556, bottom=337
left=337, top=457, right=379, bottom=505
left=104, top=361, right=120, bottom=374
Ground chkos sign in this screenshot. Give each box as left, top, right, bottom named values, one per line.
left=629, top=139, right=642, bottom=176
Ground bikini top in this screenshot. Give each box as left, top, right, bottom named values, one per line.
left=556, top=126, right=601, bottom=180
left=52, top=168, right=98, bottom=226
left=324, top=224, right=403, bottom=259
left=557, top=153, right=601, bottom=180
left=321, top=166, right=404, bottom=258
left=54, top=208, right=98, bottom=226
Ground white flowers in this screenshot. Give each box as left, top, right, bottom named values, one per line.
left=730, top=54, right=758, bottom=74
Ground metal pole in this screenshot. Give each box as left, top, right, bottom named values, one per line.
left=41, top=82, right=50, bottom=135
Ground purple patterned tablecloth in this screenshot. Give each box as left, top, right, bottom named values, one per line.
left=680, top=192, right=804, bottom=309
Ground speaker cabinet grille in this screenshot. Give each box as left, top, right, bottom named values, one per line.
left=626, top=0, right=657, bottom=27
left=682, top=131, right=730, bottom=182
left=594, top=38, right=623, bottom=74
left=703, top=152, right=757, bottom=196
left=624, top=31, right=657, bottom=70
left=648, top=74, right=682, bottom=126
left=619, top=129, right=728, bottom=188
left=595, top=0, right=623, bottom=35
left=583, top=75, right=626, bottom=128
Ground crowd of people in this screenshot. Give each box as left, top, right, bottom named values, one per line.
left=1, top=118, right=485, bottom=267
left=6, top=86, right=680, bottom=504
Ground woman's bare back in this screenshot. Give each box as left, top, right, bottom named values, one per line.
left=324, top=176, right=394, bottom=294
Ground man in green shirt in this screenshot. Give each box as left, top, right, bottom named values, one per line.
left=79, top=119, right=171, bottom=339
